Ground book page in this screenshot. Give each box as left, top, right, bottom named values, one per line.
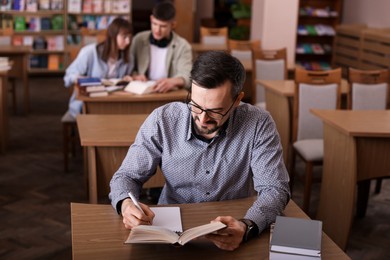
left=179, top=221, right=226, bottom=245
left=150, top=207, right=183, bottom=233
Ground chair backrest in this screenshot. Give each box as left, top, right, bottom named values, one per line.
left=348, top=68, right=389, bottom=110
left=200, top=26, right=228, bottom=45
left=228, top=39, right=261, bottom=63
left=252, top=48, right=287, bottom=104
left=293, top=67, right=342, bottom=142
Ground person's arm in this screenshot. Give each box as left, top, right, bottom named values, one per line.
left=206, top=113, right=290, bottom=250
left=170, top=39, right=192, bottom=88
left=63, top=46, right=92, bottom=88
left=109, top=110, right=163, bottom=226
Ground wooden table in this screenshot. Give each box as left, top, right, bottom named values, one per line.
left=311, top=109, right=390, bottom=250
left=77, top=88, right=188, bottom=114
left=71, top=197, right=349, bottom=260
left=0, top=46, right=30, bottom=114
left=0, top=71, right=9, bottom=153
left=77, top=114, right=165, bottom=204
left=259, top=79, right=349, bottom=165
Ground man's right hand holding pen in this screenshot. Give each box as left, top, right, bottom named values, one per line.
left=121, top=192, right=155, bottom=229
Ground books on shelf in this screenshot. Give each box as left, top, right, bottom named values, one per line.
left=0, top=57, right=12, bottom=71
left=26, top=0, right=38, bottom=12
left=13, top=0, right=25, bottom=11
left=68, top=0, right=82, bottom=13
left=124, top=80, right=157, bottom=95
left=48, top=54, right=60, bottom=70
left=125, top=206, right=226, bottom=245
left=14, top=16, right=26, bottom=31
left=270, top=216, right=322, bottom=258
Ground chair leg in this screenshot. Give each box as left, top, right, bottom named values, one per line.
left=288, top=150, right=296, bottom=195
left=356, top=180, right=370, bottom=218
left=375, top=178, right=382, bottom=194
left=303, top=161, right=313, bottom=213
left=70, top=124, right=77, bottom=157
left=63, top=123, right=70, bottom=173
left=9, top=79, right=17, bottom=114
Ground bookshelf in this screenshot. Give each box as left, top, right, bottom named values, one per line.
left=0, top=0, right=66, bottom=73
left=295, top=0, right=343, bottom=71
left=0, top=0, right=131, bottom=74
left=66, top=0, right=131, bottom=51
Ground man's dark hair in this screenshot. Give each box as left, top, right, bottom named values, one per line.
left=190, top=51, right=246, bottom=99
left=152, top=1, right=176, bottom=21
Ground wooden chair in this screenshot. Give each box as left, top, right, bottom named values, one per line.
left=200, top=26, right=228, bottom=45
left=348, top=67, right=389, bottom=217
left=290, top=67, right=342, bottom=213
left=61, top=45, right=82, bottom=173
left=252, top=48, right=287, bottom=109
left=228, top=39, right=261, bottom=63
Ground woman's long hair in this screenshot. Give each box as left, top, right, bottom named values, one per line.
left=98, top=17, right=132, bottom=63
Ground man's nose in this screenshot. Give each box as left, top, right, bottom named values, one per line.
left=198, top=111, right=211, bottom=123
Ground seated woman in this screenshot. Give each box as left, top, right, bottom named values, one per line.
left=64, top=17, right=133, bottom=117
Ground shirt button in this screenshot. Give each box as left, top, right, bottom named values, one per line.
left=206, top=170, right=210, bottom=174
left=206, top=192, right=210, bottom=195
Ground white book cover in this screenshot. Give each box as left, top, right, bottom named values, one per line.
left=68, top=0, right=81, bottom=13
left=124, top=80, right=157, bottom=95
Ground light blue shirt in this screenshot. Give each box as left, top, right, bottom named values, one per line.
left=63, top=44, right=133, bottom=117
left=109, top=102, right=290, bottom=233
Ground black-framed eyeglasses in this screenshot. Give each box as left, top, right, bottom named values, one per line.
left=186, top=92, right=237, bottom=120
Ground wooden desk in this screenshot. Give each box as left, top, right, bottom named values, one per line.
left=77, top=89, right=188, bottom=114
left=311, top=109, right=390, bottom=250
left=259, top=79, right=349, bottom=165
left=71, top=197, right=349, bottom=260
left=0, top=71, right=8, bottom=153
left=77, top=114, right=165, bottom=204
left=0, top=46, right=30, bottom=114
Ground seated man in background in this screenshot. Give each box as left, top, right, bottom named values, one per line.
left=109, top=51, right=290, bottom=251
left=63, top=17, right=133, bottom=117
left=131, top=1, right=192, bottom=92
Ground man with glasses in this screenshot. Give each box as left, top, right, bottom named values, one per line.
left=110, top=51, right=290, bottom=250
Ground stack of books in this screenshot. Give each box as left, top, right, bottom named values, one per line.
left=0, top=57, right=12, bottom=71
left=78, top=77, right=126, bottom=97
left=77, top=77, right=107, bottom=97
left=270, top=216, right=322, bottom=259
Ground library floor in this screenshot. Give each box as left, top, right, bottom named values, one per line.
left=0, top=76, right=389, bottom=259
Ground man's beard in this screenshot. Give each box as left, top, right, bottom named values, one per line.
left=193, top=115, right=221, bottom=135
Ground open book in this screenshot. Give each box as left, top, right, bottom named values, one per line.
left=125, top=221, right=226, bottom=246
left=101, top=78, right=129, bottom=87
left=124, top=80, right=157, bottom=95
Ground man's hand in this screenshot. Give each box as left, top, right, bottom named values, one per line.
left=154, top=77, right=184, bottom=93
left=121, top=198, right=155, bottom=229
left=205, top=216, right=246, bottom=251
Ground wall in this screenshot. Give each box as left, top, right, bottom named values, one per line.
left=342, top=0, right=390, bottom=28
left=250, top=0, right=299, bottom=68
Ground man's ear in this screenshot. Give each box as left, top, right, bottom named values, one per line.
left=235, top=92, right=245, bottom=106
left=171, top=20, right=177, bottom=30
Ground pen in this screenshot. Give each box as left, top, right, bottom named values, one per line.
left=128, top=191, right=146, bottom=215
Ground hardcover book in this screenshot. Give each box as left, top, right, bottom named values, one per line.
left=270, top=216, right=322, bottom=258
left=77, top=77, right=101, bottom=86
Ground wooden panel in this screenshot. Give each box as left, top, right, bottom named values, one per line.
left=317, top=123, right=357, bottom=250
left=95, top=147, right=166, bottom=200
left=174, top=0, right=195, bottom=43
left=356, top=138, right=390, bottom=181
left=264, top=90, right=291, bottom=165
